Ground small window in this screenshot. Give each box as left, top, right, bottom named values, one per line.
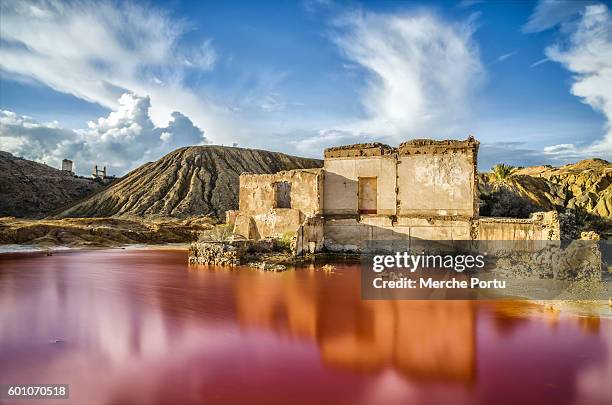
left=358, top=177, right=377, bottom=214
left=274, top=181, right=292, bottom=208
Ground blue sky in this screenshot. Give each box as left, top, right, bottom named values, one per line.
left=1, top=0, right=611, bottom=175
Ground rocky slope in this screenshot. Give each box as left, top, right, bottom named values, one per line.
left=57, top=146, right=322, bottom=219
left=479, top=158, right=611, bottom=235
left=0, top=151, right=107, bottom=218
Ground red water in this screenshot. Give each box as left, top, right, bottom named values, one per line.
left=0, top=249, right=610, bottom=405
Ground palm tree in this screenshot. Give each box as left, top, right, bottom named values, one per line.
left=491, top=163, right=515, bottom=184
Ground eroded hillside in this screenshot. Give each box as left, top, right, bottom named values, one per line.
left=0, top=151, right=107, bottom=218
left=56, top=146, right=322, bottom=219
left=479, top=159, right=611, bottom=235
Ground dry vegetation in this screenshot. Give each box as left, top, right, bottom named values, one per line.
left=479, top=158, right=611, bottom=237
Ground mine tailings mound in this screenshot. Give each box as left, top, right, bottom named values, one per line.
left=0, top=151, right=109, bottom=218
left=56, top=146, right=322, bottom=219
left=479, top=158, right=611, bottom=236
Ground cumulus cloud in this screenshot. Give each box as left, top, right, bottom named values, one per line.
left=0, top=93, right=207, bottom=175
left=0, top=0, right=233, bottom=141
left=328, top=9, right=483, bottom=140
left=543, top=4, right=612, bottom=160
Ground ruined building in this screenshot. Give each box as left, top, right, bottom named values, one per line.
left=61, top=159, right=74, bottom=174
left=227, top=137, right=560, bottom=254
left=92, top=165, right=107, bottom=179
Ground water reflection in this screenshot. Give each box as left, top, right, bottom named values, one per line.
left=234, top=268, right=476, bottom=384
left=0, top=250, right=609, bottom=405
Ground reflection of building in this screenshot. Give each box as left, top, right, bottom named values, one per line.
left=228, top=137, right=560, bottom=254
left=234, top=267, right=476, bottom=384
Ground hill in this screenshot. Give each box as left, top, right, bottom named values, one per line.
left=56, top=146, right=322, bottom=219
left=479, top=158, right=611, bottom=236
left=0, top=151, right=108, bottom=218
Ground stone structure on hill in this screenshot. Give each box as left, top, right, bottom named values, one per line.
left=92, top=165, right=108, bottom=179
left=227, top=137, right=561, bottom=254
left=61, top=159, right=74, bottom=174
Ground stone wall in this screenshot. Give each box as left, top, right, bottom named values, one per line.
left=324, top=143, right=397, bottom=216
left=295, top=217, right=325, bottom=255
left=233, top=169, right=324, bottom=240
left=323, top=216, right=475, bottom=252
left=322, top=137, right=479, bottom=218
left=322, top=212, right=559, bottom=253
left=324, top=155, right=397, bottom=216
left=397, top=138, right=478, bottom=217
left=477, top=211, right=560, bottom=241
left=239, top=169, right=323, bottom=216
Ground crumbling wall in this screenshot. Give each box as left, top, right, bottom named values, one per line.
left=225, top=209, right=239, bottom=227
left=323, top=216, right=474, bottom=252
left=295, top=217, right=324, bottom=255
left=397, top=138, right=479, bottom=217
left=323, top=145, right=397, bottom=216
left=239, top=169, right=323, bottom=216
left=478, top=211, right=560, bottom=241
left=234, top=208, right=303, bottom=239
left=322, top=212, right=559, bottom=253
left=322, top=138, right=479, bottom=218
left=233, top=168, right=323, bottom=240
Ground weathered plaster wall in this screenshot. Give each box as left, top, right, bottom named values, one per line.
left=234, top=208, right=303, bottom=239
left=323, top=217, right=474, bottom=252
left=322, top=212, right=559, bottom=253
left=477, top=211, right=560, bottom=241
left=295, top=217, right=325, bottom=255
left=323, top=138, right=479, bottom=218
left=397, top=139, right=478, bottom=217
left=323, top=156, right=397, bottom=216
left=239, top=169, right=323, bottom=217
left=233, top=168, right=323, bottom=239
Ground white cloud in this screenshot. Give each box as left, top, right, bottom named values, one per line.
left=0, top=93, right=207, bottom=175
left=259, top=94, right=304, bottom=113
left=494, top=51, right=516, bottom=64
left=530, top=58, right=549, bottom=67
left=0, top=0, right=234, bottom=142
left=523, top=0, right=596, bottom=33
left=457, top=0, right=483, bottom=9
left=543, top=4, right=612, bottom=160
left=328, top=9, right=483, bottom=140
left=291, top=129, right=375, bottom=156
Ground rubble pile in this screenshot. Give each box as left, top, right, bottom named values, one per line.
left=188, top=241, right=246, bottom=266
left=494, top=240, right=603, bottom=282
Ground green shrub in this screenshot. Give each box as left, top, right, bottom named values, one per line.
left=198, top=224, right=234, bottom=242
left=491, top=163, right=516, bottom=184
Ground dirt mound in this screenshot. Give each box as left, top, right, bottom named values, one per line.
left=0, top=151, right=108, bottom=218
left=56, top=146, right=322, bottom=219
left=479, top=159, right=611, bottom=236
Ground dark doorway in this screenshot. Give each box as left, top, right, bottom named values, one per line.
left=358, top=177, right=377, bottom=214
left=274, top=181, right=292, bottom=208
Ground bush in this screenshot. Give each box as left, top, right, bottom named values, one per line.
left=198, top=224, right=235, bottom=242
